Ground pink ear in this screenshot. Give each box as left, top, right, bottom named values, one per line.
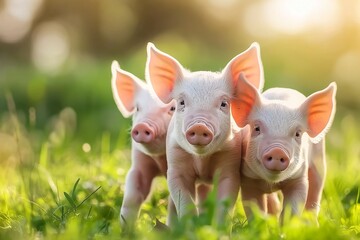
left=301, top=82, right=337, bottom=141
left=223, top=42, right=264, bottom=91
left=231, top=73, right=260, bottom=128
left=111, top=61, right=145, bottom=118
left=146, top=43, right=183, bottom=103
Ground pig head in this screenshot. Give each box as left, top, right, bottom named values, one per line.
left=232, top=74, right=337, bottom=222
left=146, top=42, right=264, bottom=225
left=111, top=61, right=176, bottom=227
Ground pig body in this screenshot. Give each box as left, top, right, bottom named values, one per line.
left=232, top=75, right=336, bottom=221
left=111, top=61, right=176, bottom=227
left=146, top=43, right=264, bottom=224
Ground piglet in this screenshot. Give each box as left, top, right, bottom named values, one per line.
left=145, top=42, right=264, bottom=225
left=111, top=61, right=176, bottom=227
left=232, top=74, right=337, bottom=222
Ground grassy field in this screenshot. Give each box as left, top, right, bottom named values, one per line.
left=0, top=62, right=359, bottom=239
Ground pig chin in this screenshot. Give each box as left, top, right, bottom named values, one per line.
left=259, top=160, right=296, bottom=183
left=261, top=169, right=288, bottom=183
left=135, top=137, right=166, bottom=156
left=185, top=142, right=215, bottom=156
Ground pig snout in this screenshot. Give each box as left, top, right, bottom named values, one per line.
left=131, top=123, right=155, bottom=143
left=262, top=147, right=290, bottom=172
left=185, top=123, right=214, bottom=146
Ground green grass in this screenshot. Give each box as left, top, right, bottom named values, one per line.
left=1, top=106, right=359, bottom=239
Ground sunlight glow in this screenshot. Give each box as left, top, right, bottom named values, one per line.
left=244, top=0, right=340, bottom=37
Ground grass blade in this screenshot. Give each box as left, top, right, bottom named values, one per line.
left=77, top=186, right=102, bottom=209
left=72, top=178, right=80, bottom=199
left=64, top=192, right=77, bottom=209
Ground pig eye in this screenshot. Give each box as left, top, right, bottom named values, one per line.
left=294, top=130, right=302, bottom=143
left=253, top=125, right=261, bottom=136
left=178, top=99, right=185, bottom=111
left=169, top=105, right=176, bottom=115
left=220, top=100, right=228, bottom=108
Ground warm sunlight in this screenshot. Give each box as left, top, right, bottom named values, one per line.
left=244, top=0, right=340, bottom=37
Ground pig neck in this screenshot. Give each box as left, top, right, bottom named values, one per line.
left=133, top=141, right=168, bottom=175
left=151, top=154, right=168, bottom=176
left=133, top=139, right=166, bottom=157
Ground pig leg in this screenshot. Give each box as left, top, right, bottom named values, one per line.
left=241, top=189, right=267, bottom=220
left=120, top=152, right=160, bottom=227
left=167, top=168, right=197, bottom=218
left=281, top=178, right=308, bottom=223
left=166, top=195, right=178, bottom=226
left=197, top=183, right=212, bottom=214
left=305, top=139, right=326, bottom=217
left=266, top=192, right=281, bottom=216
left=216, top=170, right=241, bottom=225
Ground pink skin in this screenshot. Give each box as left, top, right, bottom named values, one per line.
left=146, top=42, right=264, bottom=226
left=111, top=61, right=177, bottom=227
left=232, top=74, right=337, bottom=223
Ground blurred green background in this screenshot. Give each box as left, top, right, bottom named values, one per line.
left=1, top=0, right=359, bottom=144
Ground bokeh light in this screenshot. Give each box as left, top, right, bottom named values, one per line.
left=0, top=0, right=42, bottom=43
left=31, top=22, right=70, bottom=74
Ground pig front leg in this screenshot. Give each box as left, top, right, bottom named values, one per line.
left=240, top=177, right=267, bottom=221
left=120, top=168, right=155, bottom=226
left=266, top=192, right=281, bottom=216
left=167, top=168, right=197, bottom=219
left=166, top=195, right=178, bottom=226
left=216, top=170, right=241, bottom=225
left=197, top=183, right=212, bottom=214
left=305, top=139, right=326, bottom=217
left=120, top=152, right=160, bottom=227
left=281, top=177, right=308, bottom=223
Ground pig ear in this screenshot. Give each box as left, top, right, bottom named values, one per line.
left=231, top=73, right=261, bottom=128
left=111, top=60, right=145, bottom=118
left=301, top=82, right=337, bottom=142
left=223, top=42, right=264, bottom=91
left=146, top=42, right=184, bottom=103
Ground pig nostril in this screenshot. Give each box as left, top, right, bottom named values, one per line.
left=203, top=133, right=208, bottom=137
left=280, top=158, right=285, bottom=163
left=133, top=130, right=139, bottom=135
left=267, top=157, right=272, bottom=161
left=190, top=132, right=195, bottom=137
left=145, top=131, right=150, bottom=135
